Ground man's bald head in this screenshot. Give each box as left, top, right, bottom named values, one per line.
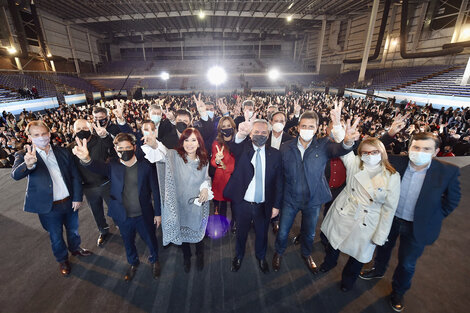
left=73, top=119, right=93, bottom=134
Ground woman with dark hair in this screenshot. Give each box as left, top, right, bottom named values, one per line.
left=210, top=116, right=237, bottom=231
left=142, top=127, right=212, bottom=273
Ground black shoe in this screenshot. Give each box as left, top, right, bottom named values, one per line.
left=292, top=234, right=301, bottom=245
left=71, top=247, right=93, bottom=257
left=359, top=268, right=384, bottom=280
left=272, top=253, right=282, bottom=272
left=389, top=292, right=404, bottom=312
left=183, top=259, right=191, bottom=273
left=231, top=257, right=242, bottom=272
left=124, top=264, right=139, bottom=281
left=272, top=221, right=279, bottom=234
left=258, top=258, right=269, bottom=274
left=319, top=262, right=336, bottom=273
left=152, top=261, right=161, bottom=279
left=97, top=233, right=110, bottom=247
left=59, top=260, right=71, bottom=277
left=196, top=254, right=204, bottom=271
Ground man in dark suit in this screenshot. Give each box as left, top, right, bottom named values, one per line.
left=72, top=132, right=162, bottom=281
left=224, top=118, right=282, bottom=273
left=11, top=121, right=91, bottom=277
left=360, top=132, right=461, bottom=312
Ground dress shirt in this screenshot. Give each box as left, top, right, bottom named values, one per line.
left=244, top=144, right=266, bottom=203
left=37, top=147, right=70, bottom=201
left=395, top=161, right=431, bottom=221
left=270, top=132, right=283, bottom=150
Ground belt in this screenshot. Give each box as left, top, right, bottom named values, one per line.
left=53, top=196, right=71, bottom=205
left=243, top=200, right=264, bottom=206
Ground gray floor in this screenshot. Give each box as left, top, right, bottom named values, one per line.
left=0, top=163, right=469, bottom=313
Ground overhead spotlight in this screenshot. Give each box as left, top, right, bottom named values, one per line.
left=198, top=10, right=206, bottom=19
left=207, top=66, right=227, bottom=86
left=160, top=71, right=170, bottom=81
left=268, top=69, right=281, bottom=81
left=460, top=26, right=470, bottom=41
left=286, top=15, right=293, bottom=22
left=288, top=2, right=294, bottom=10
left=390, top=38, right=398, bottom=47
left=7, top=46, right=17, bottom=54
left=46, top=52, right=52, bottom=58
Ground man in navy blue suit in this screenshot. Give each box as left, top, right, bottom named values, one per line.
left=11, top=121, right=91, bottom=277
left=72, top=132, right=162, bottom=282
left=360, top=132, right=461, bottom=312
left=224, top=116, right=282, bottom=274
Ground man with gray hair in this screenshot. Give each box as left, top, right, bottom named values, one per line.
left=68, top=119, right=115, bottom=247
left=224, top=117, right=282, bottom=274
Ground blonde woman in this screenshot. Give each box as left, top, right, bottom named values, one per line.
left=320, top=137, right=401, bottom=291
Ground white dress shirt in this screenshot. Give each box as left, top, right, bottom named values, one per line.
left=270, top=132, right=283, bottom=150
left=37, top=147, right=70, bottom=201
left=243, top=144, right=266, bottom=203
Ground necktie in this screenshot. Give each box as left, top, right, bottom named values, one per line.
left=254, top=148, right=263, bottom=203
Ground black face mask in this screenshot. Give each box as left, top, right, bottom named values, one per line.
left=252, top=135, right=268, bottom=147
left=98, top=118, right=108, bottom=127
left=176, top=122, right=188, bottom=133
left=118, top=149, right=135, bottom=162
left=221, top=128, right=234, bottom=138
left=76, top=130, right=91, bottom=140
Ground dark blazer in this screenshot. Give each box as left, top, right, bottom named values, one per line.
left=223, top=138, right=283, bottom=217
left=11, top=146, right=83, bottom=214
left=389, top=155, right=461, bottom=245
left=266, top=131, right=293, bottom=149
left=279, top=136, right=353, bottom=207
left=83, top=156, right=161, bottom=224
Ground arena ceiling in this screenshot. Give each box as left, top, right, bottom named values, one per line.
left=35, top=0, right=377, bottom=38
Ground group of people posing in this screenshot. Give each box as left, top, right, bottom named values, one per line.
left=11, top=93, right=462, bottom=312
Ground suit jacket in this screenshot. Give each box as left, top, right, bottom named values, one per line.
left=11, top=146, right=83, bottom=214
left=388, top=155, right=461, bottom=245
left=223, top=138, right=282, bottom=218
left=83, top=156, right=161, bottom=224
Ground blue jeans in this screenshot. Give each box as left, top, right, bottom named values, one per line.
left=116, top=215, right=159, bottom=266
left=374, top=217, right=426, bottom=296
left=38, top=199, right=81, bottom=263
left=275, top=202, right=321, bottom=257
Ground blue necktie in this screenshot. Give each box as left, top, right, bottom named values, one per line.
left=254, top=148, right=263, bottom=203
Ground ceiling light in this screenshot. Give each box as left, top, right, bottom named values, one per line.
left=286, top=15, right=293, bottom=22
left=268, top=69, right=281, bottom=81
left=7, top=46, right=17, bottom=54
left=199, top=10, right=206, bottom=19
left=288, top=2, right=294, bottom=10
left=160, top=71, right=170, bottom=81
left=207, top=66, right=227, bottom=86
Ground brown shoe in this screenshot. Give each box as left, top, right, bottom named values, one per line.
left=59, top=260, right=71, bottom=277
left=71, top=247, right=93, bottom=257
left=272, top=221, right=280, bottom=234
left=302, top=255, right=319, bottom=274
left=152, top=261, right=161, bottom=279
left=272, top=253, right=282, bottom=272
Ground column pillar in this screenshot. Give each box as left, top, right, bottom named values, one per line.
left=358, top=0, right=380, bottom=82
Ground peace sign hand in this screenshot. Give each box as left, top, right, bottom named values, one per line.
left=330, top=100, right=343, bottom=126
left=294, top=99, right=301, bottom=115
left=344, top=117, right=361, bottom=146
left=193, top=93, right=206, bottom=115
left=72, top=137, right=91, bottom=162
left=217, top=98, right=228, bottom=115
left=93, top=121, right=107, bottom=138
left=389, top=113, right=410, bottom=137
left=142, top=131, right=158, bottom=149
left=215, top=145, right=225, bottom=162
left=24, top=144, right=37, bottom=169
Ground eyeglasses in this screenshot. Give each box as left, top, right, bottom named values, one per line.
left=360, top=150, right=380, bottom=156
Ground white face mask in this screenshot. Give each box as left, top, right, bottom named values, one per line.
left=31, top=136, right=50, bottom=148
left=272, top=122, right=285, bottom=133
left=361, top=154, right=382, bottom=166
left=142, top=130, right=150, bottom=137
left=247, top=111, right=254, bottom=119
left=299, top=129, right=315, bottom=142
left=409, top=151, right=433, bottom=166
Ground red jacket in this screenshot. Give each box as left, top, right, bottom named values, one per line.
left=210, top=141, right=235, bottom=201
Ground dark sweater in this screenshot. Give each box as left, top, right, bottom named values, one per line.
left=122, top=162, right=142, bottom=218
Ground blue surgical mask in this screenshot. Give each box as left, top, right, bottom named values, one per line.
left=207, top=111, right=215, bottom=119
left=143, top=130, right=150, bottom=137
left=409, top=151, right=433, bottom=166
left=150, top=114, right=162, bottom=124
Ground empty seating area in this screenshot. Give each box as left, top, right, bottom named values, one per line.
left=0, top=88, right=21, bottom=103
left=0, top=73, right=58, bottom=98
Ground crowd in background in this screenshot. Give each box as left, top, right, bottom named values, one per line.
left=1, top=91, right=469, bottom=168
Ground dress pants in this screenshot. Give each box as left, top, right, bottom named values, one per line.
left=234, top=200, right=268, bottom=260
left=322, top=243, right=364, bottom=289
left=275, top=201, right=321, bottom=257
left=38, top=199, right=81, bottom=263
left=83, top=182, right=111, bottom=234
left=373, top=217, right=426, bottom=296
left=116, top=215, right=159, bottom=266
left=181, top=241, right=204, bottom=260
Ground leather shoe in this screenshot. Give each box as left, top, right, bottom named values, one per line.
left=389, top=292, right=404, bottom=312
left=292, top=233, right=301, bottom=245
left=183, top=258, right=191, bottom=273
left=97, top=233, right=110, bottom=247
left=231, top=257, right=242, bottom=272
left=196, top=254, right=204, bottom=271
left=302, top=255, right=319, bottom=274
left=359, top=267, right=384, bottom=280
left=124, top=264, right=139, bottom=281
left=319, top=262, right=336, bottom=273
left=272, top=253, right=282, bottom=272
left=258, top=258, right=269, bottom=274
left=272, top=221, right=279, bottom=234
left=152, top=261, right=161, bottom=279
left=71, top=247, right=93, bottom=257
left=59, top=260, right=71, bottom=277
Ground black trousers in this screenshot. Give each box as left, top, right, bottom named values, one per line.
left=323, top=243, right=364, bottom=289
left=83, top=182, right=111, bottom=234
left=181, top=241, right=204, bottom=260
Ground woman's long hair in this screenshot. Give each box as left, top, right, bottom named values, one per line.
left=216, top=116, right=236, bottom=151
left=176, top=127, right=209, bottom=170
left=358, top=137, right=397, bottom=174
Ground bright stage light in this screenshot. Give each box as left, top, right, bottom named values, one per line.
left=207, top=66, right=227, bottom=86
left=390, top=38, right=398, bottom=47
left=268, top=69, right=281, bottom=81
left=160, top=71, right=170, bottom=81
left=199, top=10, right=206, bottom=19
left=288, top=2, right=294, bottom=10
left=7, top=46, right=17, bottom=54
left=460, top=27, right=470, bottom=41
left=286, top=15, right=293, bottom=22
